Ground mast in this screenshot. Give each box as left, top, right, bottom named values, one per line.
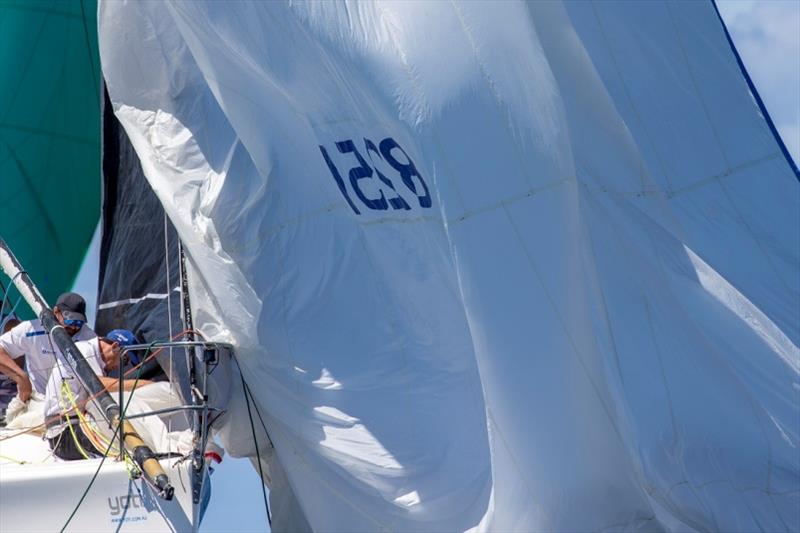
left=178, top=240, right=206, bottom=508
left=0, top=237, right=174, bottom=500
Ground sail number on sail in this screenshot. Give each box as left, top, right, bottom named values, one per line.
left=319, top=137, right=432, bottom=215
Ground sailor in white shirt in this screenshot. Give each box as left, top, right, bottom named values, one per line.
left=0, top=293, right=96, bottom=402
left=45, top=330, right=152, bottom=461
left=0, top=316, right=21, bottom=424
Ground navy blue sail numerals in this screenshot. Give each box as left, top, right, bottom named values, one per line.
left=335, top=140, right=388, bottom=211
left=320, top=137, right=430, bottom=215
left=319, top=145, right=361, bottom=215
left=364, top=139, right=411, bottom=211
left=378, top=138, right=432, bottom=208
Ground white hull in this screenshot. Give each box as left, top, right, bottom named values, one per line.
left=0, top=430, right=198, bottom=532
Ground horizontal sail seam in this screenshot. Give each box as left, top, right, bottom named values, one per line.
left=98, top=288, right=180, bottom=310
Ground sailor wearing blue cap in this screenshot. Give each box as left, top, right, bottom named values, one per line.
left=44, top=329, right=154, bottom=461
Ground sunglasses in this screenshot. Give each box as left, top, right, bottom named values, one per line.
left=64, top=319, right=85, bottom=328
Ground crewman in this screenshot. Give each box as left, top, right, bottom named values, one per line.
left=0, top=292, right=96, bottom=402
left=44, top=330, right=153, bottom=461
left=0, top=316, right=21, bottom=425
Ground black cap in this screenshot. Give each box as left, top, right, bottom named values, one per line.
left=55, top=292, right=87, bottom=322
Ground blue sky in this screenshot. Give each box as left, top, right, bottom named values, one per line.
left=70, top=3, right=798, bottom=531
left=718, top=0, right=800, bottom=164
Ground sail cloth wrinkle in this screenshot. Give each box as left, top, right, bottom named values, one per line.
left=99, top=1, right=799, bottom=531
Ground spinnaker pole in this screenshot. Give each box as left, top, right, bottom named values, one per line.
left=0, top=237, right=174, bottom=500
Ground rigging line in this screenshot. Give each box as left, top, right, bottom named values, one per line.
left=59, top=383, right=91, bottom=460
left=1, top=271, right=24, bottom=315
left=244, top=380, right=273, bottom=447
left=164, top=213, right=174, bottom=341
left=59, top=414, right=119, bottom=532
left=164, top=212, right=174, bottom=456
left=60, top=344, right=153, bottom=533
left=0, top=296, right=22, bottom=328
left=0, top=453, right=27, bottom=465
left=0, top=342, right=178, bottom=441
left=84, top=330, right=198, bottom=403
left=1, top=271, right=24, bottom=326
left=239, top=370, right=272, bottom=527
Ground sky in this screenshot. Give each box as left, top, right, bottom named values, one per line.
left=68, top=2, right=798, bottom=532
left=717, top=0, right=800, bottom=164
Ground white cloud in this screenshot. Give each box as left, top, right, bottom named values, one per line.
left=717, top=0, right=758, bottom=20
left=718, top=0, right=800, bottom=163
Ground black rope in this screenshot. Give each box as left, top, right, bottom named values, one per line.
left=59, top=417, right=121, bottom=532
left=243, top=380, right=273, bottom=448
left=240, top=371, right=272, bottom=527
left=60, top=345, right=152, bottom=532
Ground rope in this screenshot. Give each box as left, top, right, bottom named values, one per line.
left=0, top=453, right=27, bottom=465
left=238, top=365, right=272, bottom=527
left=244, top=381, right=273, bottom=448
left=60, top=353, right=148, bottom=533
left=59, top=414, right=121, bottom=532
left=0, top=271, right=24, bottom=329
left=0, top=330, right=203, bottom=444
left=83, top=330, right=199, bottom=405
left=61, top=379, right=123, bottom=459
left=59, top=382, right=90, bottom=460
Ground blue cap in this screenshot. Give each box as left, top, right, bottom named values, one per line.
left=106, top=329, right=137, bottom=347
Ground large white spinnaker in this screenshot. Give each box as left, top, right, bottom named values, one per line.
left=99, top=1, right=799, bottom=531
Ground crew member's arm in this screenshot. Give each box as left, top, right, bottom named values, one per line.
left=98, top=376, right=153, bottom=392
left=0, top=347, right=31, bottom=401
left=0, top=323, right=33, bottom=401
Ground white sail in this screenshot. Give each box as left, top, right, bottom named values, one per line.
left=99, top=1, right=799, bottom=530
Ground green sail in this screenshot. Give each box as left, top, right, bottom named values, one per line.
left=0, top=0, right=100, bottom=316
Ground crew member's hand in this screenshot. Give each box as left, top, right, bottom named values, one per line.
left=16, top=376, right=32, bottom=402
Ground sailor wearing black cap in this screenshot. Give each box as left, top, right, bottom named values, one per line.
left=0, top=292, right=96, bottom=402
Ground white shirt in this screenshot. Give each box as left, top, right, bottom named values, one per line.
left=0, top=319, right=96, bottom=394
left=43, top=337, right=104, bottom=438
